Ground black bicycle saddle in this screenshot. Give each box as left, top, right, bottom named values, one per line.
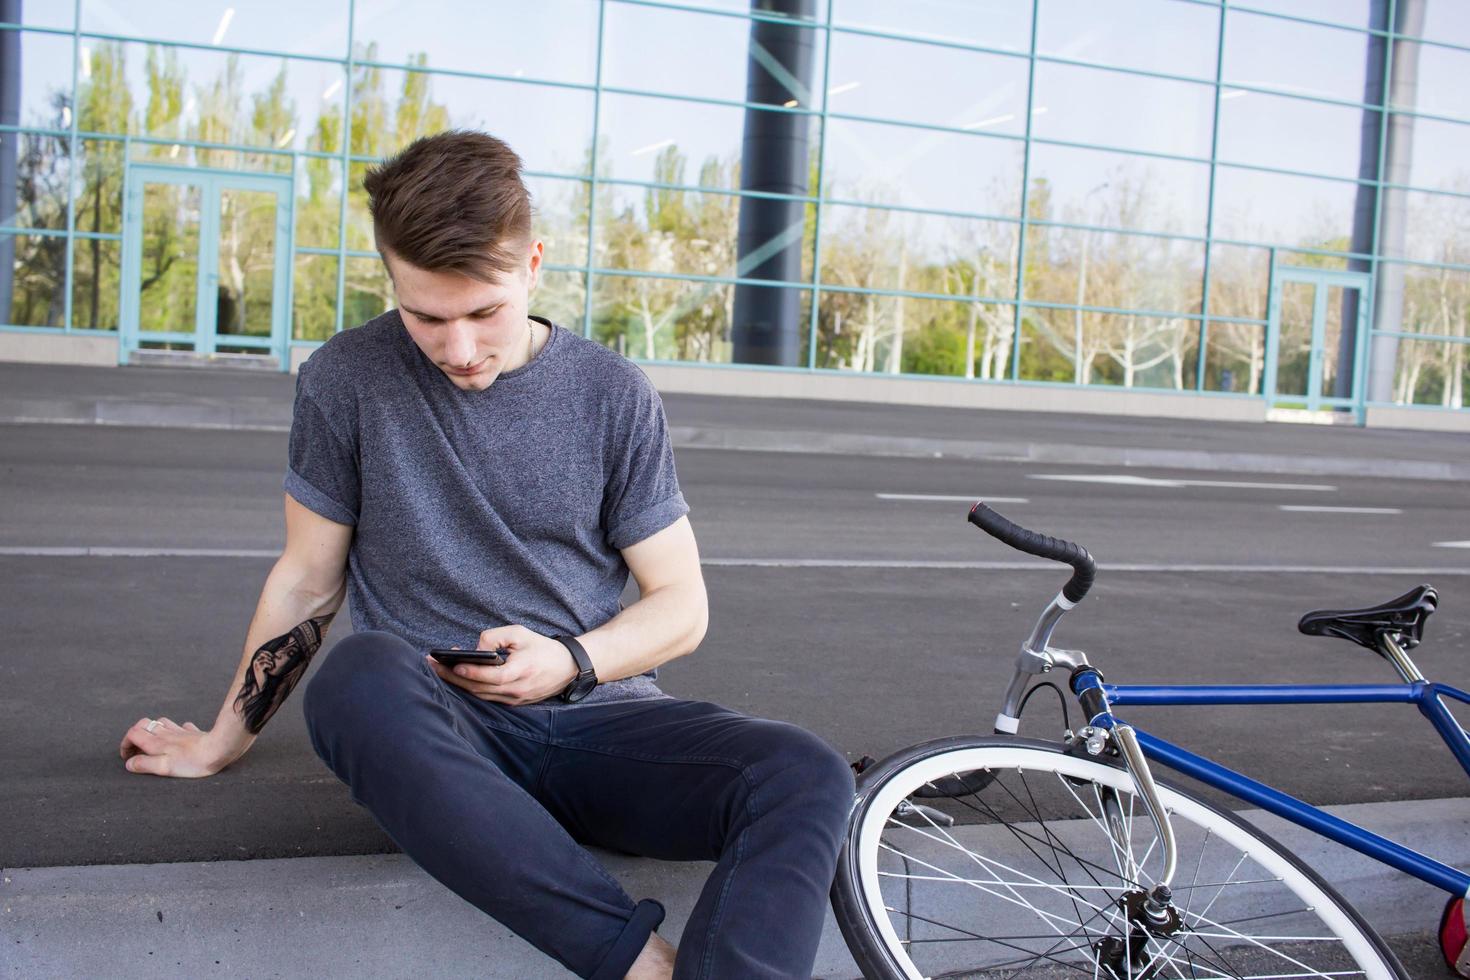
left=1298, top=584, right=1438, bottom=655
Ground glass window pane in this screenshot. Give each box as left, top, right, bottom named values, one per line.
left=1383, top=338, right=1467, bottom=407
left=596, top=93, right=807, bottom=190
left=216, top=187, right=279, bottom=340
left=1207, top=244, right=1270, bottom=321
left=295, top=156, right=342, bottom=249
left=1021, top=305, right=1198, bottom=388
left=343, top=254, right=391, bottom=329
left=595, top=181, right=800, bottom=282
left=81, top=1, right=350, bottom=59
left=1, top=232, right=67, bottom=326
left=1023, top=227, right=1203, bottom=316
left=1026, top=143, right=1210, bottom=236
left=4, top=129, right=69, bottom=229
left=91, top=41, right=346, bottom=158
left=8, top=4, right=73, bottom=29
left=826, top=32, right=1028, bottom=133
left=604, top=3, right=822, bottom=107
left=1212, top=166, right=1357, bottom=249
left=592, top=271, right=764, bottom=364
left=75, top=42, right=131, bottom=137
left=1422, top=5, right=1470, bottom=48
left=1203, top=321, right=1266, bottom=393
left=1399, top=263, right=1470, bottom=343
left=350, top=66, right=592, bottom=175
left=1404, top=116, right=1470, bottom=193
left=822, top=118, right=1023, bottom=217
left=353, top=0, right=595, bottom=86
left=818, top=204, right=1018, bottom=302
left=74, top=138, right=125, bottom=234
left=816, top=291, right=997, bottom=377
left=1405, top=41, right=1470, bottom=122
left=1222, top=10, right=1372, bottom=103
left=72, top=236, right=122, bottom=330
left=1403, top=188, right=1470, bottom=264
left=534, top=269, right=586, bottom=335
left=528, top=176, right=590, bottom=271
left=138, top=181, right=202, bottom=335
left=1036, top=0, right=1219, bottom=77
left=1217, top=89, right=1373, bottom=180
left=10, top=29, right=73, bottom=131
left=832, top=0, right=1032, bottom=54
left=1241, top=1, right=1378, bottom=31
left=1032, top=62, right=1214, bottom=159
left=292, top=253, right=338, bottom=341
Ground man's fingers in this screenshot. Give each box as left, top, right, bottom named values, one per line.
left=183, top=722, right=203, bottom=733
left=125, top=752, right=170, bottom=776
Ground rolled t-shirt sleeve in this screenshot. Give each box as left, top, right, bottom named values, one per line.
left=283, top=379, right=359, bottom=527
left=603, top=379, right=689, bottom=551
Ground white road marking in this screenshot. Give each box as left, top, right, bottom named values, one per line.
left=700, top=559, right=1470, bottom=574
left=875, top=494, right=1029, bottom=503
left=0, top=546, right=279, bottom=557
left=1029, top=474, right=1337, bottom=492
left=1435, top=541, right=1470, bottom=549
left=2, top=547, right=1465, bottom=574
left=1278, top=505, right=1402, bottom=515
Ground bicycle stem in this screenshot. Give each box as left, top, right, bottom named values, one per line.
left=994, top=590, right=1086, bottom=734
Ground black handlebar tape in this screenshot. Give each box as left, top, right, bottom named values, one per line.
left=967, top=501, right=1097, bottom=603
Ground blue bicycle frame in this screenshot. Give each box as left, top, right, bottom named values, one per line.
left=1071, top=670, right=1470, bottom=899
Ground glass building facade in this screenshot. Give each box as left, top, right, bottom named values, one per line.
left=1, top=0, right=1467, bottom=417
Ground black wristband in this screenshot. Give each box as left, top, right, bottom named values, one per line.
left=555, top=635, right=597, bottom=703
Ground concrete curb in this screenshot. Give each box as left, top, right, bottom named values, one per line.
left=3, top=797, right=1464, bottom=979
left=672, top=425, right=1470, bottom=481
left=4, top=396, right=1466, bottom=482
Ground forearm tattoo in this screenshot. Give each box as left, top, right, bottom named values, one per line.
left=233, top=614, right=335, bottom=734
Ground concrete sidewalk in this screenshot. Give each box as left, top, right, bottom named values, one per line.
left=5, top=797, right=1463, bottom=978
left=1, top=361, right=1467, bottom=481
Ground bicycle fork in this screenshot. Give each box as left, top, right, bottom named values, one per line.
left=991, top=599, right=1182, bottom=942
left=1073, top=667, right=1182, bottom=935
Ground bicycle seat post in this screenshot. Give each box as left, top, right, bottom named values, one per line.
left=1379, top=632, right=1426, bottom=684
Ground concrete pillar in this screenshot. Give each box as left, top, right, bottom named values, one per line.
left=1367, top=0, right=1426, bottom=403
left=731, top=0, right=817, bottom=366
left=0, top=0, right=22, bottom=325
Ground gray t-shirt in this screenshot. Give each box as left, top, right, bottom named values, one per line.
left=283, top=310, right=690, bottom=707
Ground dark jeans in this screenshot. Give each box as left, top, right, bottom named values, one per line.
left=302, top=631, right=855, bottom=979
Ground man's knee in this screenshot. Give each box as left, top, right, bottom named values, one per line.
left=302, top=630, right=421, bottom=748
left=757, top=724, right=856, bottom=827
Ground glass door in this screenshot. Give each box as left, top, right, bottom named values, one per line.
left=1264, top=265, right=1372, bottom=418
left=121, top=165, right=293, bottom=367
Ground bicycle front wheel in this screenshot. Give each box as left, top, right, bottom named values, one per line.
left=831, top=735, right=1405, bottom=979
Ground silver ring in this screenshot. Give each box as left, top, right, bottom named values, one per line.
left=145, top=719, right=160, bottom=733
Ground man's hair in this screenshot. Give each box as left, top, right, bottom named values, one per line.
left=363, top=130, right=532, bottom=283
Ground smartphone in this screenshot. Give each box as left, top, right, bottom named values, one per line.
left=429, top=648, right=508, bottom=667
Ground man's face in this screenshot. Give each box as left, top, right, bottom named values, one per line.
left=387, top=240, right=544, bottom=392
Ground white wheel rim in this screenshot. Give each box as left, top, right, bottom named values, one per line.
left=854, top=744, right=1393, bottom=980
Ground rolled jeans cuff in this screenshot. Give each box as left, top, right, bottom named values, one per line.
left=589, top=898, right=667, bottom=980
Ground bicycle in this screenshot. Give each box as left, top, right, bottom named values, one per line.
left=830, top=502, right=1469, bottom=980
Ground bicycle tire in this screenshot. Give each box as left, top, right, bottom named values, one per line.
left=831, top=735, right=1407, bottom=979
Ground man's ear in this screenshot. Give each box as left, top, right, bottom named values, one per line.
left=525, top=239, right=544, bottom=292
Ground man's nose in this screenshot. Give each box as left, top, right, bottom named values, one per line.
left=443, top=321, right=477, bottom=366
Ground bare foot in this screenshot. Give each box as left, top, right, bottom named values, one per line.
left=624, top=931, right=677, bottom=980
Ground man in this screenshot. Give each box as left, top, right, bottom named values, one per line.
left=117, top=130, right=855, bottom=980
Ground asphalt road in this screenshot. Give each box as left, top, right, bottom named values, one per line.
left=1, top=422, right=1467, bottom=868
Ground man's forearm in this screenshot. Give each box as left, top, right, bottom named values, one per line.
left=206, top=560, right=346, bottom=764
left=575, top=582, right=708, bottom=683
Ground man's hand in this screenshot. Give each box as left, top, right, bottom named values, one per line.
left=118, top=717, right=235, bottom=778
left=426, top=626, right=580, bottom=705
